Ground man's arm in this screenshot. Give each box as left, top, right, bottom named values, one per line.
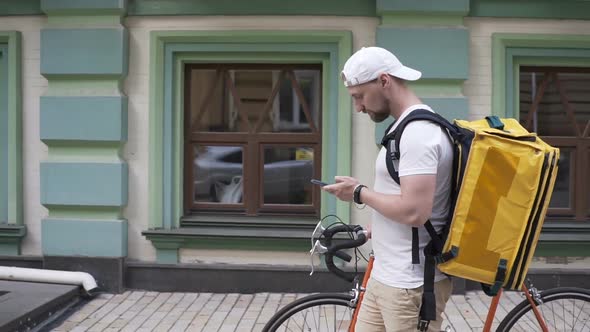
left=323, top=174, right=436, bottom=227
left=361, top=174, right=435, bottom=227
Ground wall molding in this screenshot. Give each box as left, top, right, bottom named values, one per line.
left=0, top=31, right=24, bottom=255
left=470, top=0, right=590, bottom=20
left=39, top=4, right=129, bottom=259
left=491, top=33, right=590, bottom=118
left=146, top=30, right=353, bottom=262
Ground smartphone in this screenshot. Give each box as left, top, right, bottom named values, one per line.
left=310, top=179, right=329, bottom=187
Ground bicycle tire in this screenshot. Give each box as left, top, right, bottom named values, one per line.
left=262, top=292, right=355, bottom=332
left=497, top=287, right=590, bottom=332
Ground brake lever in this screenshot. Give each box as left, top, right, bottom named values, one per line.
left=311, top=220, right=326, bottom=244
left=309, top=220, right=326, bottom=276
left=309, top=240, right=328, bottom=276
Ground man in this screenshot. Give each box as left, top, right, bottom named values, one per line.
left=323, top=46, right=453, bottom=331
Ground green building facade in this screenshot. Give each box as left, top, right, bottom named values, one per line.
left=1, top=0, right=589, bottom=292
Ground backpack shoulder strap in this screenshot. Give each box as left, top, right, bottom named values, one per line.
left=379, top=110, right=460, bottom=331
left=381, top=109, right=457, bottom=185
left=381, top=109, right=459, bottom=267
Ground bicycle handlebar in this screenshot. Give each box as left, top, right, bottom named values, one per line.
left=319, top=224, right=368, bottom=283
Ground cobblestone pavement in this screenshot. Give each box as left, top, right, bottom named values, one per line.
left=48, top=290, right=587, bottom=332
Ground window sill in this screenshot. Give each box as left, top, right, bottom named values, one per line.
left=142, top=215, right=321, bottom=257
left=536, top=221, right=590, bottom=256
left=540, top=221, right=590, bottom=242
left=0, top=224, right=27, bottom=255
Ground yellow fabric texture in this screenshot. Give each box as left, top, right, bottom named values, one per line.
left=438, top=119, right=559, bottom=289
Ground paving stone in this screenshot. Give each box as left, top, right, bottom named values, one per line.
left=186, top=294, right=225, bottom=331
left=118, top=293, right=171, bottom=332
left=44, top=289, right=590, bottom=331
left=451, top=294, right=484, bottom=329
left=199, top=295, right=239, bottom=331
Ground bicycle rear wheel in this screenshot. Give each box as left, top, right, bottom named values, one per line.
left=262, top=293, right=355, bottom=332
left=497, top=287, right=590, bottom=332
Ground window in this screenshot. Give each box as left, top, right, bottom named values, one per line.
left=183, top=64, right=322, bottom=216
left=519, top=66, right=590, bottom=221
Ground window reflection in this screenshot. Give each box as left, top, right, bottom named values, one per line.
left=549, top=150, right=571, bottom=209
left=262, top=147, right=314, bottom=205
left=189, top=69, right=320, bottom=133
left=193, top=146, right=243, bottom=204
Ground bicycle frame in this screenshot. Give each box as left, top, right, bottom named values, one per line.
left=349, top=255, right=374, bottom=332
left=303, top=221, right=560, bottom=332
left=482, top=284, right=549, bottom=332
left=267, top=221, right=587, bottom=332
left=350, top=257, right=551, bottom=332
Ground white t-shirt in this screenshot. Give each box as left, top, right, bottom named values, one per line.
left=371, top=104, right=453, bottom=289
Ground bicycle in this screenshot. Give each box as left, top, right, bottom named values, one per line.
left=262, top=219, right=590, bottom=332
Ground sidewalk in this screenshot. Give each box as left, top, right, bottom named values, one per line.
left=45, top=290, right=545, bottom=332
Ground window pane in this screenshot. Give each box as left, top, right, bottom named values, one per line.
left=550, top=149, right=573, bottom=209
left=188, top=68, right=320, bottom=133
left=262, top=146, right=314, bottom=204
left=184, top=64, right=322, bottom=216
left=188, top=70, right=234, bottom=132
left=277, top=70, right=321, bottom=133
left=519, top=69, right=590, bottom=136
left=193, top=145, right=243, bottom=204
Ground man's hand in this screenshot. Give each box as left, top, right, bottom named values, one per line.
left=322, top=176, right=360, bottom=202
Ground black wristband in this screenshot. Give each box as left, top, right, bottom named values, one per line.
left=353, top=184, right=367, bottom=204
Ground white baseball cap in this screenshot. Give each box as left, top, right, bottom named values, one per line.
left=341, top=46, right=422, bottom=87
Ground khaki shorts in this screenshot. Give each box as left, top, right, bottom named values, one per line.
left=354, top=277, right=452, bottom=332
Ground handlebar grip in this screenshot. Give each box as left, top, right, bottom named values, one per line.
left=333, top=250, right=352, bottom=262
left=324, top=251, right=355, bottom=282
left=322, top=224, right=362, bottom=238
left=330, top=233, right=367, bottom=253
left=320, top=226, right=368, bottom=283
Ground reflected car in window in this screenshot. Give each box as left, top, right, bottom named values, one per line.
left=193, top=146, right=313, bottom=204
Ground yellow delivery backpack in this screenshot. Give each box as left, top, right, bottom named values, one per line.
left=381, top=110, right=559, bottom=330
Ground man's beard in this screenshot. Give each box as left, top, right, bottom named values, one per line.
left=369, top=110, right=390, bottom=123
left=367, top=97, right=390, bottom=123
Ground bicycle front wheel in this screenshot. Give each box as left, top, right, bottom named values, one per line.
left=497, top=287, right=590, bottom=332
left=262, top=292, right=355, bottom=332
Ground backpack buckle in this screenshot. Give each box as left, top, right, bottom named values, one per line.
left=417, top=319, right=430, bottom=331
left=434, top=246, right=459, bottom=264
left=434, top=255, right=445, bottom=264
left=388, top=140, right=400, bottom=161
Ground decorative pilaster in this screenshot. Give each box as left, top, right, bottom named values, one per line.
left=39, top=0, right=128, bottom=293
left=374, top=0, right=471, bottom=142
left=0, top=31, right=24, bottom=255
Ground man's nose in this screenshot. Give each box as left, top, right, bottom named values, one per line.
left=355, top=104, right=365, bottom=113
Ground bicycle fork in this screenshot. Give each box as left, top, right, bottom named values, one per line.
left=348, top=255, right=374, bottom=332
left=482, top=283, right=549, bottom=332
left=521, top=283, right=549, bottom=332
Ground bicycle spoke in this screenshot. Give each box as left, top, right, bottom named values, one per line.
left=302, top=308, right=311, bottom=331
left=282, top=314, right=299, bottom=332
left=551, top=302, right=557, bottom=327
left=572, top=299, right=582, bottom=331
left=338, top=305, right=349, bottom=330
left=289, top=312, right=307, bottom=331
left=561, top=298, right=566, bottom=331
left=323, top=305, right=328, bottom=330
left=333, top=305, right=337, bottom=331
left=575, top=300, right=587, bottom=331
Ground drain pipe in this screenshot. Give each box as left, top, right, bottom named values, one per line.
left=0, top=266, right=100, bottom=297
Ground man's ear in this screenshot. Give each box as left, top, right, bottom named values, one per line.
left=379, top=73, right=390, bottom=87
